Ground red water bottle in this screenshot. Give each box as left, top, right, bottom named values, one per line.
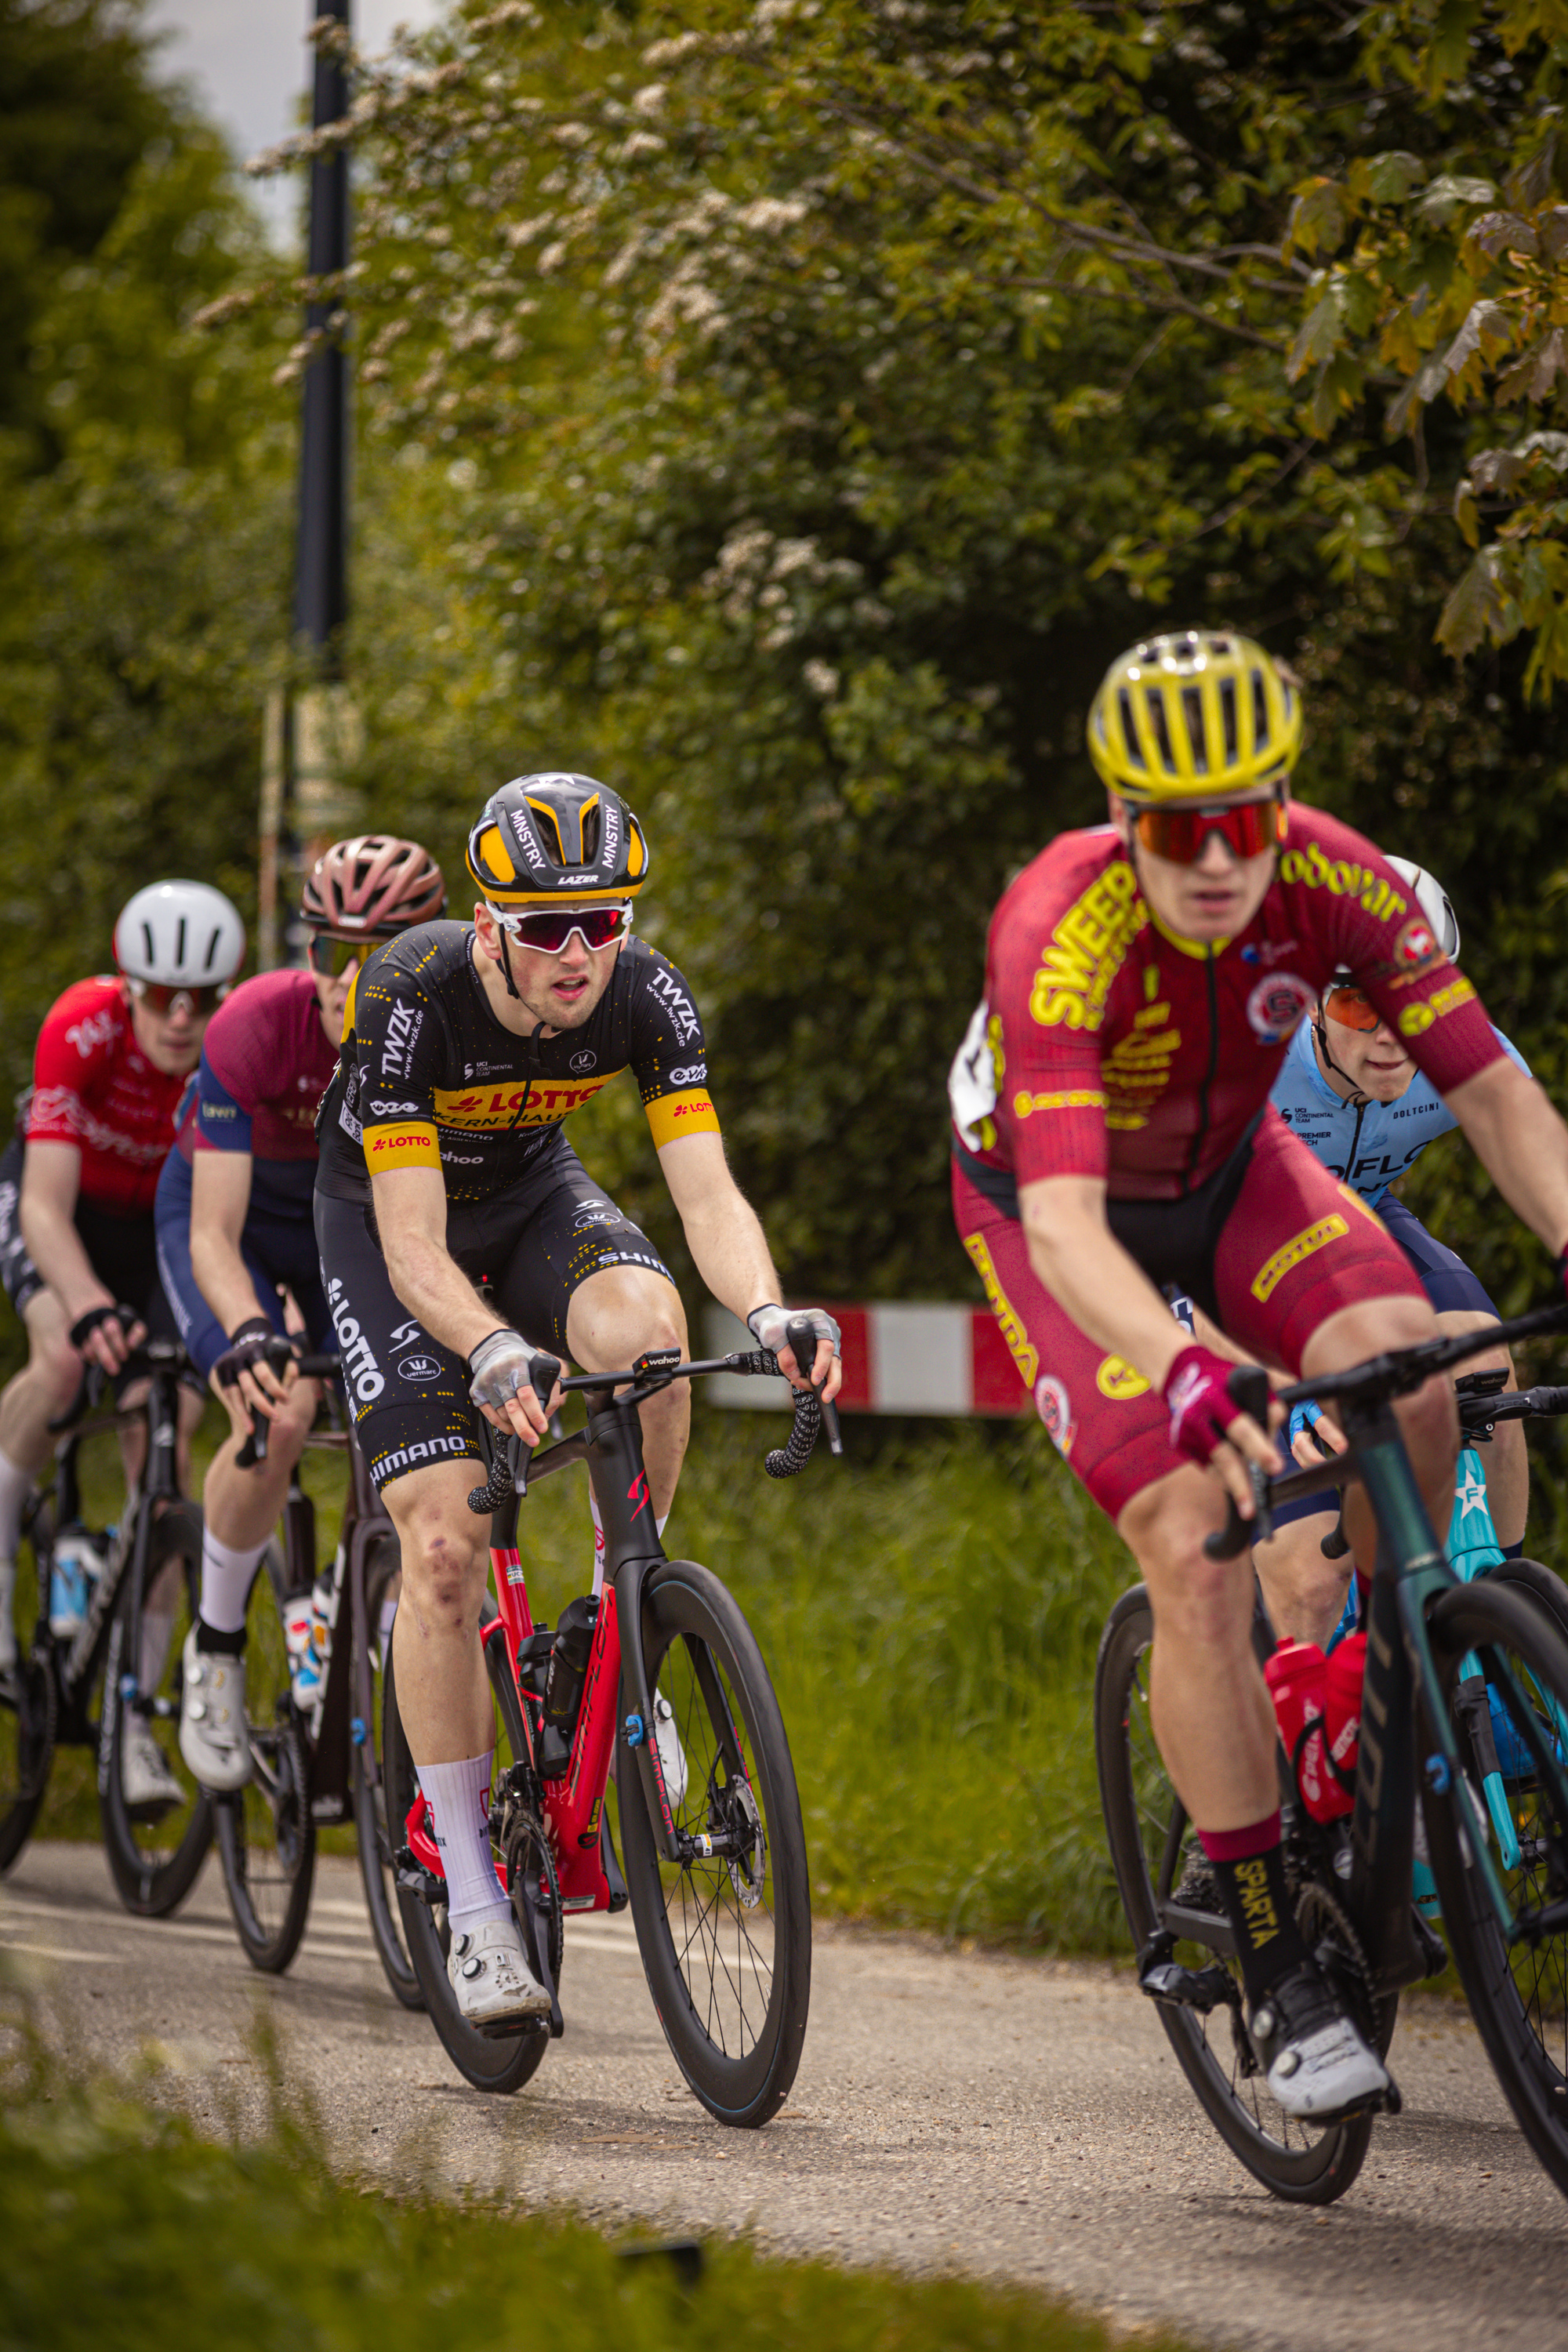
left=1265, top=1640, right=1352, bottom=1824
left=1322, top=1630, right=1367, bottom=1806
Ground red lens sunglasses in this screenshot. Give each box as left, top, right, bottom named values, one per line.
left=1132, top=795, right=1286, bottom=866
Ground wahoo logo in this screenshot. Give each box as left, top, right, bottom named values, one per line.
left=329, top=1290, right=385, bottom=1403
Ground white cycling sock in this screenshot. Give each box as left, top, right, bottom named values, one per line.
left=420, top=1750, right=510, bottom=1937
left=199, top=1530, right=267, bottom=1636
left=590, top=1494, right=670, bottom=1597
left=0, top=1447, right=31, bottom=1563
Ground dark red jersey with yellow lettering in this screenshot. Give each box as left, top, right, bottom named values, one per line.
left=952, top=804, right=1504, bottom=1203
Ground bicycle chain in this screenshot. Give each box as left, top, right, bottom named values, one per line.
left=1295, top=1876, right=1377, bottom=2029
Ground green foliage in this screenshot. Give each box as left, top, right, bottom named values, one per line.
left=0, top=5, right=292, bottom=1123
left=0, top=1984, right=1194, bottom=2352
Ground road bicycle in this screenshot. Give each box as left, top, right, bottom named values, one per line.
left=385, top=1318, right=838, bottom=2124
left=210, top=1338, right=419, bottom=2007
left=1095, top=1302, right=1568, bottom=2206
left=0, top=1327, right=210, bottom=1915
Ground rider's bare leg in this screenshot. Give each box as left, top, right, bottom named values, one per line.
left=1253, top=1513, right=1350, bottom=1649
left=383, top=1455, right=516, bottom=1943
left=1119, top=1463, right=1278, bottom=1834
left=0, top=1289, right=80, bottom=1487
left=383, top=1456, right=494, bottom=1765
left=204, top=1376, right=321, bottom=1553
left=1432, top=1308, right=1526, bottom=1548
left=565, top=1265, right=689, bottom=1519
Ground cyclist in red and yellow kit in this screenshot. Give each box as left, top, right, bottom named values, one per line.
left=950, top=631, right=1568, bottom=2118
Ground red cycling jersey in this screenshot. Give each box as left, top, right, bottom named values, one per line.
left=24, top=975, right=185, bottom=1216
left=958, top=804, right=1504, bottom=1202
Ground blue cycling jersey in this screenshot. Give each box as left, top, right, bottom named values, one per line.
left=1269, top=1015, right=1530, bottom=1209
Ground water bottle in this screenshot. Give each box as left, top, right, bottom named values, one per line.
left=540, top=1595, right=598, bottom=1778
left=1265, top=1639, right=1351, bottom=1825
left=1322, top=1630, right=1368, bottom=1796
left=285, top=1566, right=336, bottom=1708
left=49, top=1528, right=104, bottom=1638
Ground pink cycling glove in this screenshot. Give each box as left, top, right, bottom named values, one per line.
left=1162, top=1344, right=1242, bottom=1468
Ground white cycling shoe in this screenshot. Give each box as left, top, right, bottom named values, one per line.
left=652, top=1686, right=688, bottom=1809
left=178, top=1630, right=252, bottom=1791
left=1249, top=1964, right=1391, bottom=2119
left=121, top=1714, right=185, bottom=1813
left=448, top=1915, right=553, bottom=2028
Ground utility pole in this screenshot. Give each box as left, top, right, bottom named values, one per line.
left=259, top=0, right=358, bottom=967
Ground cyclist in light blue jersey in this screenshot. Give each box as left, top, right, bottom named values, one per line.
left=1258, top=858, right=1531, bottom=1645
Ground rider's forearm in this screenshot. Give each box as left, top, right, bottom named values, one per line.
left=677, top=1185, right=782, bottom=1326
left=18, top=1186, right=113, bottom=1325
left=379, top=1224, right=506, bottom=1363
left=1448, top=1059, right=1568, bottom=1259
left=1018, top=1174, right=1192, bottom=1390
left=190, top=1225, right=272, bottom=1336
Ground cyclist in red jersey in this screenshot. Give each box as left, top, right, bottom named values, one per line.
left=0, top=883, right=245, bottom=1778
left=950, top=630, right=1568, bottom=2119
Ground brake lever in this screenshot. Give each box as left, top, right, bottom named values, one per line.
left=512, top=1353, right=561, bottom=1501
left=782, top=1315, right=842, bottom=1459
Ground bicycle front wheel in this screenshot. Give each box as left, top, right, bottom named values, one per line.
left=351, top=1537, right=422, bottom=2009
left=214, top=1544, right=315, bottom=1973
left=616, top=1558, right=811, bottom=2129
left=1423, top=1578, right=1568, bottom=2201
left=1094, top=1585, right=1374, bottom=2205
left=99, top=1504, right=212, bottom=1918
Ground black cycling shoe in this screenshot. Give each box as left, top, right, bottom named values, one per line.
left=1247, top=1962, right=1392, bottom=2120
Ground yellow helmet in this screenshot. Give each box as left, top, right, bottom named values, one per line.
left=1087, top=630, right=1302, bottom=803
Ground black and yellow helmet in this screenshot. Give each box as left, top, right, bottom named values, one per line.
left=466, top=772, right=649, bottom=907
left=1087, top=630, right=1302, bottom=803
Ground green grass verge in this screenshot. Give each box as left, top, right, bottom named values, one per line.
left=0, top=1986, right=1191, bottom=2352
left=31, top=1397, right=1136, bottom=1953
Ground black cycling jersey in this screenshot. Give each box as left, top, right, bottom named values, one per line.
left=315, top=922, right=717, bottom=1208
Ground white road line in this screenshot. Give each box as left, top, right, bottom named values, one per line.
left=0, top=1942, right=131, bottom=1965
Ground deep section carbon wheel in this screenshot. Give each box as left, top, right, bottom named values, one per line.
left=616, top=1558, right=811, bottom=2129
left=1094, top=1584, right=1374, bottom=2205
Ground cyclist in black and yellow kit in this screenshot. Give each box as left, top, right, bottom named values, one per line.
left=314, top=772, right=840, bottom=2026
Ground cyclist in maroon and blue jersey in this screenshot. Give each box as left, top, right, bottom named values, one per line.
left=159, top=837, right=446, bottom=1791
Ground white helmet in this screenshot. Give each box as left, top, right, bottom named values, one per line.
left=114, top=880, right=246, bottom=989
left=1386, top=858, right=1460, bottom=963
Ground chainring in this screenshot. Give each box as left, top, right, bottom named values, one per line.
left=1296, top=1877, right=1377, bottom=2038
left=503, top=1798, right=564, bottom=1996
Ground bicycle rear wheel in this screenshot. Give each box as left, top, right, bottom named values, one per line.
left=1094, top=1585, right=1375, bottom=2205
left=0, top=1508, right=56, bottom=1874
left=99, top=1503, right=212, bottom=1917
left=214, top=1544, right=315, bottom=1973
left=1423, top=1579, right=1568, bottom=2200
left=381, top=1637, right=549, bottom=2093
left=351, top=1537, right=422, bottom=2009
left=616, top=1558, right=811, bottom=2129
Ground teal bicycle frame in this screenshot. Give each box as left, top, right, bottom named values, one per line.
left=1217, top=1306, right=1568, bottom=1981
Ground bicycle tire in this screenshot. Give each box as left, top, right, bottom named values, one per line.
left=351, top=1537, right=423, bottom=2009
left=98, top=1503, right=213, bottom=1918
left=1486, top=1556, right=1568, bottom=1647
left=1094, top=1585, right=1374, bottom=2204
left=1421, top=1578, right=1568, bottom=2201
left=0, top=1512, right=56, bottom=1874
left=616, top=1558, right=811, bottom=2129
left=381, top=1637, right=550, bottom=2093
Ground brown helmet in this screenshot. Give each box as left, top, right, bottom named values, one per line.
left=301, top=835, right=447, bottom=937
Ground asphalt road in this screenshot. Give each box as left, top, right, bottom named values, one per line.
left=2, top=1841, right=1564, bottom=2351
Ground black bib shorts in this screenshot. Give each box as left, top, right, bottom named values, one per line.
left=313, top=1131, right=673, bottom=1490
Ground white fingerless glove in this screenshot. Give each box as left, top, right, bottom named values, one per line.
left=467, top=1328, right=556, bottom=1409
left=745, top=1303, right=842, bottom=1362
